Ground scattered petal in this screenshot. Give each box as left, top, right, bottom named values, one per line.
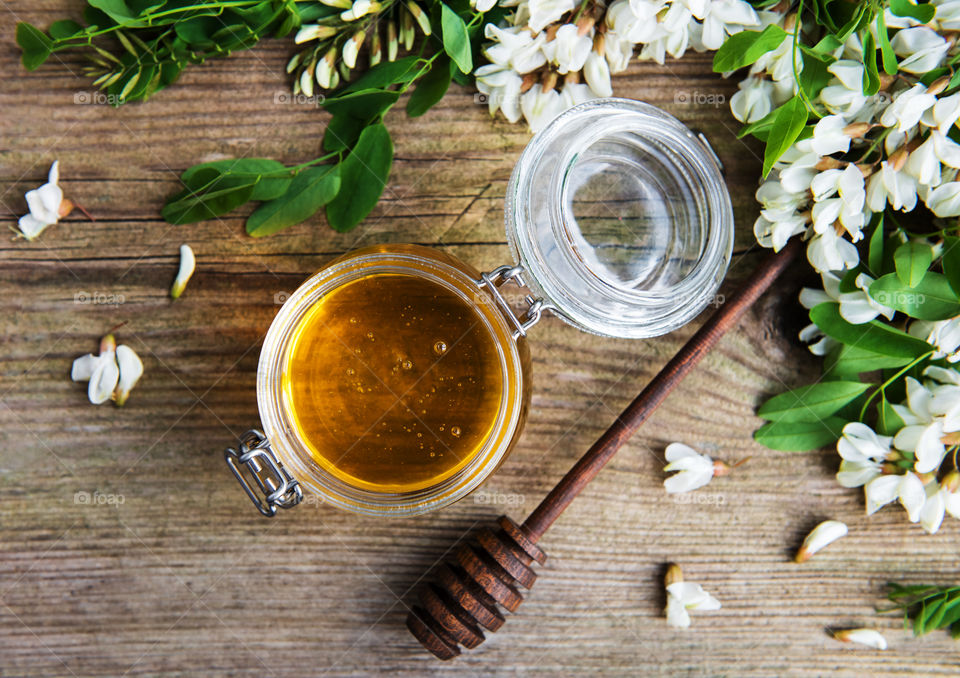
left=795, top=520, right=847, bottom=563
left=833, top=628, right=887, bottom=650
left=171, top=244, right=196, bottom=300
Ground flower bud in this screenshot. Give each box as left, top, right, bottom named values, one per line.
left=795, top=520, right=847, bottom=563
left=577, top=15, right=595, bottom=36
left=944, top=470, right=960, bottom=493
left=927, top=75, right=950, bottom=96
left=370, top=28, right=382, bottom=66
left=593, top=32, right=605, bottom=57
left=58, top=198, right=75, bottom=219
left=387, top=20, right=398, bottom=62
left=541, top=70, right=558, bottom=93
left=814, top=156, right=841, bottom=170
left=520, top=71, right=538, bottom=93
left=842, top=122, right=871, bottom=139
left=888, top=147, right=908, bottom=172
left=407, top=1, right=432, bottom=36
left=832, top=628, right=887, bottom=650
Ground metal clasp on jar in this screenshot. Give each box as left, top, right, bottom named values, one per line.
left=225, top=429, right=303, bottom=517
left=477, top=265, right=547, bottom=339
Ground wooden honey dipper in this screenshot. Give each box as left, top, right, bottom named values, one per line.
left=406, top=240, right=802, bottom=658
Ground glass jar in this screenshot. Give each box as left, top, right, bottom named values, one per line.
left=225, top=98, right=733, bottom=518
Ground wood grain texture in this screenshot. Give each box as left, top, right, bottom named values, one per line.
left=1, top=3, right=958, bottom=676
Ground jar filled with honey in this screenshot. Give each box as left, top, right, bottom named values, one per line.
left=225, top=98, right=734, bottom=517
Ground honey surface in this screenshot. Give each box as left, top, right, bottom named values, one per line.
left=283, top=273, right=505, bottom=492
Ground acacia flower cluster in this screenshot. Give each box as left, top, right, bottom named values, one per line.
left=836, top=369, right=960, bottom=534
left=476, top=0, right=760, bottom=130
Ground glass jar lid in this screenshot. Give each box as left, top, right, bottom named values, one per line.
left=504, top=98, right=734, bottom=339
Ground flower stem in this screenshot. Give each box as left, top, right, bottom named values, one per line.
left=858, top=350, right=935, bottom=422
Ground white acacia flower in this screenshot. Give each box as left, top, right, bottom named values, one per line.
left=730, top=76, right=775, bottom=124
left=472, top=0, right=497, bottom=11
left=924, top=181, right=960, bottom=217
left=752, top=178, right=808, bottom=252
left=520, top=86, right=565, bottom=132
left=71, top=335, right=144, bottom=406
left=795, top=520, right=848, bottom=562
left=559, top=82, right=597, bottom=109
left=922, top=91, right=960, bottom=135
left=806, top=226, right=860, bottom=273
left=776, top=147, right=821, bottom=194
left=664, top=564, right=721, bottom=629
left=880, top=84, right=937, bottom=133
left=114, top=344, right=144, bottom=407
left=483, top=24, right=547, bottom=74
left=934, top=0, right=960, bottom=31
left=528, top=0, right=577, bottom=32
left=919, top=480, right=949, bottom=534
left=799, top=270, right=893, bottom=325
left=340, top=0, right=378, bottom=21
left=691, top=0, right=759, bottom=51
left=836, top=422, right=891, bottom=488
left=866, top=161, right=919, bottom=212
left=819, top=60, right=869, bottom=118
left=583, top=51, right=613, bottom=97
left=605, top=0, right=666, bottom=43
left=808, top=115, right=853, bottom=156
left=891, top=27, right=949, bottom=75
left=810, top=164, right=867, bottom=240
left=601, top=30, right=635, bottom=73
left=865, top=471, right=926, bottom=521
left=833, top=628, right=888, bottom=650
left=890, top=378, right=950, bottom=474
left=749, top=30, right=796, bottom=82
left=475, top=64, right=524, bottom=123
left=905, top=131, right=960, bottom=187
left=18, top=160, right=71, bottom=240
left=171, top=244, right=195, bottom=300
left=663, top=442, right=724, bottom=493
left=910, top=316, right=960, bottom=363
left=542, top=24, right=593, bottom=74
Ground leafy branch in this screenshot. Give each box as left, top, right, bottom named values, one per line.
left=17, top=0, right=489, bottom=233
left=886, top=583, right=960, bottom=638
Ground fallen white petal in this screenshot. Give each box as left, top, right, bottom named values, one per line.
left=665, top=591, right=692, bottom=628
left=171, top=244, right=196, bottom=300
left=87, top=352, right=120, bottom=405
left=71, top=354, right=100, bottom=381
left=833, top=628, right=887, bottom=650
left=795, top=520, right=848, bottom=562
left=114, top=345, right=143, bottom=406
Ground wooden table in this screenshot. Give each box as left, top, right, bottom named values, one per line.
left=2, top=3, right=957, bottom=675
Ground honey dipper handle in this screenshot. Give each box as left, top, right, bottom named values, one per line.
left=521, top=240, right=802, bottom=541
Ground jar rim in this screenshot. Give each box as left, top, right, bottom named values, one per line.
left=505, top=98, right=734, bottom=339
left=256, top=245, right=527, bottom=517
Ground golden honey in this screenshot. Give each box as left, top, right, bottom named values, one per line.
left=282, top=273, right=505, bottom=493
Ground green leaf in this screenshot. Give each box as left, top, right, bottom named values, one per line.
left=809, top=34, right=843, bottom=55
left=181, top=158, right=291, bottom=201
left=762, top=96, right=808, bottom=178
left=941, top=236, right=960, bottom=296
left=798, top=50, right=833, bottom=100
left=324, top=89, right=400, bottom=121
left=754, top=417, right=849, bottom=451
left=876, top=12, right=898, bottom=76
left=737, top=106, right=779, bottom=140
left=440, top=3, right=472, bottom=74
left=712, top=24, right=787, bottom=72
left=758, top=381, right=870, bottom=423
left=407, top=56, right=452, bottom=118
left=861, top=31, right=880, bottom=96
left=87, top=0, right=148, bottom=27
left=809, top=302, right=932, bottom=358
left=16, top=23, right=53, bottom=71
left=48, top=19, right=85, bottom=40
left=824, top=343, right=912, bottom=379
left=894, top=241, right=933, bottom=287
left=161, top=170, right=259, bottom=224
left=323, top=113, right=367, bottom=153
left=867, top=213, right=885, bottom=276
left=247, top=165, right=341, bottom=237
left=325, top=123, right=393, bottom=231
left=869, top=273, right=960, bottom=321
left=890, top=0, right=936, bottom=23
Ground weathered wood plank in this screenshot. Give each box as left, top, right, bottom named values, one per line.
left=1, top=3, right=956, bottom=676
